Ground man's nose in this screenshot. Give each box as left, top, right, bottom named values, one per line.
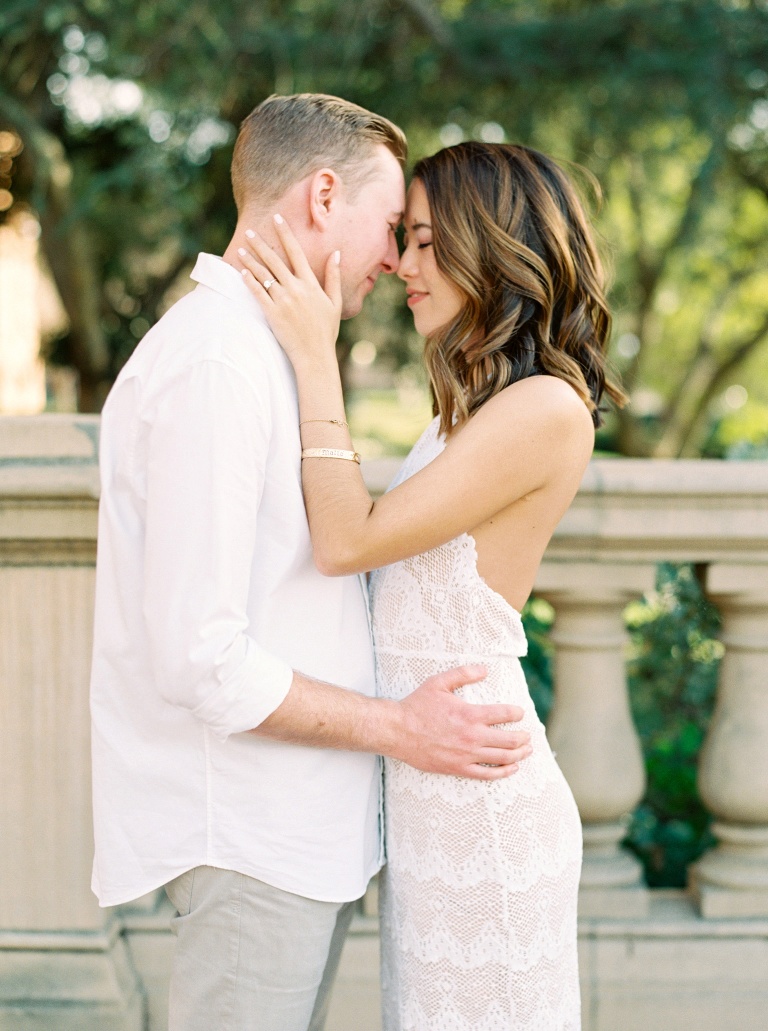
left=381, top=235, right=401, bottom=275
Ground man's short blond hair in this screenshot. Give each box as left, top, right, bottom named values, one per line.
left=231, top=93, right=407, bottom=212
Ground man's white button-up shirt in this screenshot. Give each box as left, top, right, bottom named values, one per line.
left=90, top=254, right=381, bottom=907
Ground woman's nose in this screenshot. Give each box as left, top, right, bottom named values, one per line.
left=397, top=245, right=416, bottom=281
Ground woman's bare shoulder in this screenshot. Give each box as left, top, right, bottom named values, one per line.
left=473, top=374, right=595, bottom=443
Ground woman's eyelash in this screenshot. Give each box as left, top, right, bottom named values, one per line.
left=418, top=242, right=432, bottom=250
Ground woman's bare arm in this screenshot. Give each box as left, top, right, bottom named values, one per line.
left=239, top=218, right=594, bottom=575
left=297, top=368, right=593, bottom=575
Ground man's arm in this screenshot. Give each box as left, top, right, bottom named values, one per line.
left=143, top=358, right=294, bottom=739
left=254, top=666, right=531, bottom=781
left=142, top=358, right=529, bottom=775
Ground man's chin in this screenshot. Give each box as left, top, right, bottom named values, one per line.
left=339, top=278, right=376, bottom=320
left=340, top=297, right=364, bottom=321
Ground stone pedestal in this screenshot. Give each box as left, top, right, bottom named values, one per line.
left=0, top=922, right=143, bottom=1031
left=536, top=562, right=655, bottom=917
left=692, top=564, right=768, bottom=918
left=0, top=416, right=143, bottom=1029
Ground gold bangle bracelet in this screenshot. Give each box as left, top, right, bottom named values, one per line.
left=301, top=448, right=361, bottom=464
left=300, top=418, right=349, bottom=429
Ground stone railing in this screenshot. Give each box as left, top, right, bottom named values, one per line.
left=2, top=415, right=768, bottom=1031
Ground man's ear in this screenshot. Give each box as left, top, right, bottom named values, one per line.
left=308, top=167, right=342, bottom=231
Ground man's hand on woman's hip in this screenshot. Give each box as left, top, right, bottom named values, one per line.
left=388, top=665, right=532, bottom=780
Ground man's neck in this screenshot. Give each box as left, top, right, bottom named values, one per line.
left=222, top=212, right=282, bottom=271
left=222, top=206, right=325, bottom=284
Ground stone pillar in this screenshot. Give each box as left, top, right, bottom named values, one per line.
left=536, top=562, right=655, bottom=917
left=0, top=416, right=143, bottom=1029
left=691, top=563, right=768, bottom=918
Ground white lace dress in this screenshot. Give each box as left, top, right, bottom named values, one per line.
left=370, top=417, right=582, bottom=1031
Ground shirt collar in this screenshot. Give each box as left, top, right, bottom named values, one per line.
left=190, top=253, right=270, bottom=327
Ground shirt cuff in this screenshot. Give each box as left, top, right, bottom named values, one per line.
left=191, top=645, right=294, bottom=742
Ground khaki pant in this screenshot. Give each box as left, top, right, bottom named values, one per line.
left=165, top=866, right=357, bottom=1031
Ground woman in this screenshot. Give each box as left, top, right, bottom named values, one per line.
left=241, top=142, right=625, bottom=1031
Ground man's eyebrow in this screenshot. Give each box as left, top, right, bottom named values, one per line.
left=390, top=211, right=405, bottom=222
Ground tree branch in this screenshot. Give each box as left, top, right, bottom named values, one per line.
left=655, top=309, right=768, bottom=457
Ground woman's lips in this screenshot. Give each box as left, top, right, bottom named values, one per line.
left=406, top=291, right=427, bottom=307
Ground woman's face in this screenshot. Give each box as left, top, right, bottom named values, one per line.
left=397, top=179, right=465, bottom=336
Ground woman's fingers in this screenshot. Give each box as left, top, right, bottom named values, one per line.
left=236, top=217, right=341, bottom=366
left=242, top=227, right=293, bottom=283
left=240, top=217, right=340, bottom=311
left=238, top=249, right=277, bottom=303
left=240, top=267, right=274, bottom=305
left=272, top=214, right=315, bottom=280
left=323, top=249, right=342, bottom=311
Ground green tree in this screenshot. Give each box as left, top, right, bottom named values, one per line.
left=2, top=0, right=768, bottom=437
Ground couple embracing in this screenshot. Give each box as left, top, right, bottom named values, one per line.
left=90, top=93, right=622, bottom=1031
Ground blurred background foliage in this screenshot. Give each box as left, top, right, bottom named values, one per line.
left=2, top=0, right=768, bottom=450
left=2, top=0, right=766, bottom=886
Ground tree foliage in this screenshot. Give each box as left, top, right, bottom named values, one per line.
left=623, top=564, right=721, bottom=886
left=1, top=0, right=767, bottom=447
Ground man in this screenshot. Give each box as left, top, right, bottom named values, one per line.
left=90, top=93, right=530, bottom=1031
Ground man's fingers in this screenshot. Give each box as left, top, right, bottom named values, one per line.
left=473, top=703, right=526, bottom=726
left=432, top=664, right=488, bottom=693
left=402, top=667, right=535, bottom=780
left=467, top=762, right=520, bottom=781
left=481, top=727, right=531, bottom=751
left=478, top=744, right=532, bottom=766
left=273, top=214, right=315, bottom=280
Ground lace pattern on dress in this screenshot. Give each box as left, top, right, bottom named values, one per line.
left=371, top=417, right=582, bottom=1031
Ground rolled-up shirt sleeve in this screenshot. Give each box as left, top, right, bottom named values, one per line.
left=142, top=357, right=294, bottom=741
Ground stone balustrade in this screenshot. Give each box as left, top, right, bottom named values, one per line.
left=538, top=460, right=768, bottom=926
left=1, top=415, right=768, bottom=1031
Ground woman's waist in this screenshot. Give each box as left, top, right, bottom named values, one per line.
left=375, top=652, right=533, bottom=705
left=373, top=642, right=527, bottom=663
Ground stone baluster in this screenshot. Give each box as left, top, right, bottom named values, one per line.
left=535, top=561, right=655, bottom=917
left=691, top=563, right=768, bottom=917
left=0, top=416, right=143, bottom=1030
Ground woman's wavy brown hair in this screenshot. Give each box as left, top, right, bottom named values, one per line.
left=411, top=142, right=626, bottom=435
